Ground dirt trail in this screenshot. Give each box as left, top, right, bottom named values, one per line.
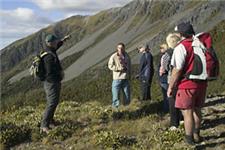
left=195, top=96, right=225, bottom=150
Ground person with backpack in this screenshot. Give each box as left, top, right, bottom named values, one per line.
left=165, top=33, right=183, bottom=131
left=108, top=43, right=131, bottom=109
left=40, top=34, right=70, bottom=134
left=167, top=22, right=207, bottom=145
left=158, top=43, right=169, bottom=113
left=136, top=43, right=154, bottom=101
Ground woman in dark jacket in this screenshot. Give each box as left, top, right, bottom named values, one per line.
left=136, top=43, right=154, bottom=101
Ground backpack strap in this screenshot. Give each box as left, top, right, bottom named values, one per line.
left=195, top=32, right=212, bottom=49
left=40, top=51, right=57, bottom=59
left=40, top=51, right=49, bottom=58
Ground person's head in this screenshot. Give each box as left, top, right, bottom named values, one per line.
left=174, top=22, right=195, bottom=38
left=138, top=43, right=150, bottom=53
left=159, top=43, right=168, bottom=53
left=45, top=34, right=60, bottom=49
left=117, top=42, right=125, bottom=54
left=166, top=33, right=181, bottom=49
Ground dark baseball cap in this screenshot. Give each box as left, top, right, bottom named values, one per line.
left=45, top=34, right=59, bottom=42
left=174, top=22, right=195, bottom=35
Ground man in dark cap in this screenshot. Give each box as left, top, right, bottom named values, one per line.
left=136, top=43, right=154, bottom=101
left=40, top=34, right=70, bottom=134
left=167, top=22, right=207, bottom=145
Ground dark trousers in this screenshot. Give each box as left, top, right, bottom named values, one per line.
left=140, top=79, right=152, bottom=101
left=41, top=81, right=61, bottom=128
left=168, top=90, right=183, bottom=127
left=160, top=82, right=169, bottom=113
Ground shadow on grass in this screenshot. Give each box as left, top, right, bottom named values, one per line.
left=204, top=97, right=225, bottom=107
left=196, top=132, right=225, bottom=150
left=202, top=117, right=225, bottom=130
left=112, top=101, right=164, bottom=120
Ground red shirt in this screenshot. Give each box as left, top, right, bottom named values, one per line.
left=175, top=38, right=207, bottom=89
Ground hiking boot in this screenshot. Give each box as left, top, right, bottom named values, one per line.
left=193, top=128, right=203, bottom=143
left=184, top=135, right=195, bottom=145
left=193, top=133, right=203, bottom=143
left=49, top=119, right=59, bottom=128
left=40, top=127, right=50, bottom=134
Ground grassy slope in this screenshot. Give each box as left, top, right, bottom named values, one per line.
left=1, top=95, right=225, bottom=150
left=207, top=20, right=225, bottom=95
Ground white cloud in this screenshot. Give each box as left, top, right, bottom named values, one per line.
left=0, top=7, right=52, bottom=49
left=31, top=0, right=132, bottom=13
left=0, top=0, right=133, bottom=49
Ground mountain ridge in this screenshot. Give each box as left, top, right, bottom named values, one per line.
left=2, top=0, right=225, bottom=84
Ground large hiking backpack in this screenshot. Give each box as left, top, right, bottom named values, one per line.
left=185, top=32, right=219, bottom=81
left=29, top=51, right=49, bottom=81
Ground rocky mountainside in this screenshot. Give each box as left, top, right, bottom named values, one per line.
left=1, top=0, right=225, bottom=83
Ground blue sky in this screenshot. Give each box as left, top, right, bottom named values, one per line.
left=0, top=0, right=132, bottom=49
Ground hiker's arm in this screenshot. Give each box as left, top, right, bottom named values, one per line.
left=108, top=56, right=122, bottom=72
left=139, top=55, right=145, bottom=74
left=56, top=35, right=71, bottom=49
left=167, top=68, right=182, bottom=97
left=128, top=55, right=131, bottom=79
left=61, top=35, right=71, bottom=42
left=167, top=44, right=186, bottom=97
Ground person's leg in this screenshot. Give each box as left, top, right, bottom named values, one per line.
left=146, top=84, right=150, bottom=100
left=140, top=81, right=147, bottom=100
left=161, top=83, right=169, bottom=113
left=181, top=109, right=195, bottom=145
left=112, top=80, right=121, bottom=108
left=141, top=81, right=147, bottom=100
left=168, top=96, right=179, bottom=127
left=193, top=108, right=202, bottom=142
left=182, top=109, right=194, bottom=135
left=49, top=82, right=61, bottom=124
left=175, top=89, right=196, bottom=145
left=41, top=82, right=60, bottom=129
left=122, top=79, right=131, bottom=105
left=193, top=87, right=206, bottom=142
left=148, top=78, right=153, bottom=100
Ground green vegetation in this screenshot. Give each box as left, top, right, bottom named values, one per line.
left=0, top=99, right=190, bottom=149
left=148, top=1, right=176, bottom=23
left=207, top=20, right=225, bottom=95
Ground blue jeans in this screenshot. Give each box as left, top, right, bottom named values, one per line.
left=112, top=79, right=131, bottom=108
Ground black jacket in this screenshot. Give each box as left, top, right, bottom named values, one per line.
left=138, top=52, right=154, bottom=82
left=43, top=42, right=63, bottom=83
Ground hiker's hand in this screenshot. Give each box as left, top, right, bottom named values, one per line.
left=62, top=35, right=71, bottom=41
left=122, top=67, right=127, bottom=72
left=135, top=75, right=139, bottom=79
left=167, top=87, right=173, bottom=98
